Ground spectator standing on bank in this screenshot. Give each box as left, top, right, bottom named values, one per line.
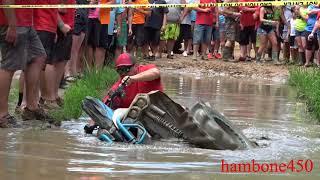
left=193, top=0, right=218, bottom=61
left=144, top=0, right=168, bottom=60
left=0, top=0, right=48, bottom=127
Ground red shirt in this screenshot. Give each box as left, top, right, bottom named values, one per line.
left=0, top=0, right=34, bottom=26
left=60, top=0, right=76, bottom=30
left=196, top=0, right=216, bottom=26
left=239, top=0, right=256, bottom=27
left=33, top=0, right=59, bottom=33
left=102, top=64, right=164, bottom=109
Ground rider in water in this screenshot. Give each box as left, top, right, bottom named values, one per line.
left=83, top=53, right=255, bottom=150
left=86, top=53, right=164, bottom=131
left=103, top=53, right=163, bottom=108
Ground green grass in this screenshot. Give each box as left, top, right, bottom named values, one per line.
left=9, top=80, right=19, bottom=113
left=53, top=67, right=118, bottom=120
left=288, top=67, right=320, bottom=122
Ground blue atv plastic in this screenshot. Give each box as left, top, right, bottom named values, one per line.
left=82, top=96, right=148, bottom=144
left=114, top=116, right=147, bottom=144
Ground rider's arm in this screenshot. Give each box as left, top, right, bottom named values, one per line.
left=130, top=68, right=160, bottom=83
left=102, top=80, right=121, bottom=103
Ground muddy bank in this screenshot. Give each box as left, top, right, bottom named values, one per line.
left=141, top=55, right=289, bottom=82
left=13, top=55, right=289, bottom=82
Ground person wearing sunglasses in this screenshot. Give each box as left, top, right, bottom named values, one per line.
left=102, top=53, right=164, bottom=109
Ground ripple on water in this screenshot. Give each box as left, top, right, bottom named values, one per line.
left=1, top=73, right=320, bottom=179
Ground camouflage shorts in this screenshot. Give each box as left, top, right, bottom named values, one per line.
left=224, top=18, right=237, bottom=42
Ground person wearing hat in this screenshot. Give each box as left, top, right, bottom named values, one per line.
left=85, top=53, right=163, bottom=130
left=102, top=53, right=163, bottom=109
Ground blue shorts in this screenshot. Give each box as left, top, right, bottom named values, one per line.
left=295, top=30, right=304, bottom=37
left=257, top=27, right=274, bottom=35
left=193, top=24, right=213, bottom=44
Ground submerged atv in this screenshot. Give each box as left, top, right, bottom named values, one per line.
left=82, top=88, right=256, bottom=150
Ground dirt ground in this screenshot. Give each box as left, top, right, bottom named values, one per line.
left=141, top=54, right=289, bottom=82
left=11, top=52, right=289, bottom=82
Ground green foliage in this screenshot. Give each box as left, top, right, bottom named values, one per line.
left=9, top=81, right=19, bottom=113
left=288, top=67, right=320, bottom=122
left=56, top=67, right=118, bottom=120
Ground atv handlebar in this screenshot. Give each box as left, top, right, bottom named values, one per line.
left=105, top=76, right=130, bottom=109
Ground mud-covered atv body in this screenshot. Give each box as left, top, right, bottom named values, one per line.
left=82, top=91, right=256, bottom=150
left=124, top=91, right=256, bottom=150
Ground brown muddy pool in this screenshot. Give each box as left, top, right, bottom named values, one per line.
left=1, top=72, right=320, bottom=180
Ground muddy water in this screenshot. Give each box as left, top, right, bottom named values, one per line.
left=1, top=72, right=320, bottom=180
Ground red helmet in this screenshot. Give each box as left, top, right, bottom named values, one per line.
left=115, top=53, right=136, bottom=68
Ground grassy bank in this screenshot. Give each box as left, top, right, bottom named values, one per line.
left=53, top=67, right=118, bottom=120
left=288, top=67, right=320, bottom=122
left=9, top=80, right=19, bottom=114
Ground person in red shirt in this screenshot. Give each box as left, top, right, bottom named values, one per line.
left=0, top=0, right=48, bottom=127
left=33, top=0, right=72, bottom=110
left=192, top=0, right=218, bottom=61
left=17, top=0, right=72, bottom=118
left=86, top=53, right=163, bottom=128
left=49, top=0, right=76, bottom=107
left=239, top=0, right=258, bottom=61
left=102, top=53, right=163, bottom=109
